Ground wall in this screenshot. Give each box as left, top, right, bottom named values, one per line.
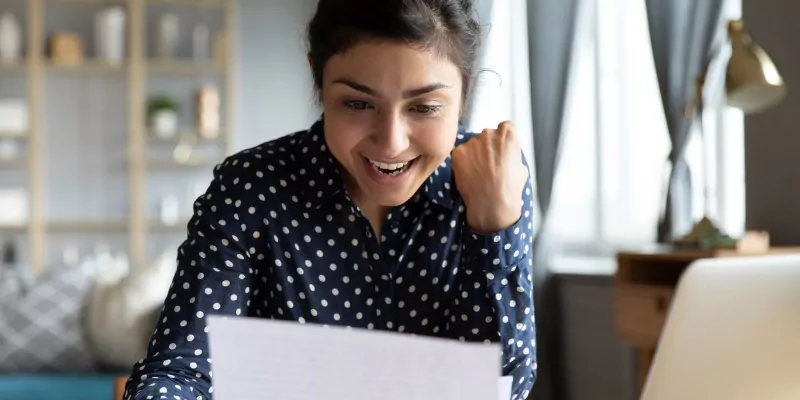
left=234, top=0, right=320, bottom=151
left=741, top=0, right=800, bottom=245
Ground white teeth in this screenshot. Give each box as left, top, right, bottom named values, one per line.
left=368, top=158, right=416, bottom=175
left=370, top=160, right=408, bottom=170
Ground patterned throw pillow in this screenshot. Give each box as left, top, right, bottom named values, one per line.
left=0, top=264, right=97, bottom=373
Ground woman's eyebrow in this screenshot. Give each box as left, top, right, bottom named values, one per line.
left=403, top=83, right=451, bottom=98
left=332, top=79, right=451, bottom=99
left=333, top=79, right=379, bottom=96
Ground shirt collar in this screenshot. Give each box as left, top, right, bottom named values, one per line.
left=298, top=117, right=459, bottom=210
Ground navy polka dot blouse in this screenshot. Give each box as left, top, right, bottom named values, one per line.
left=124, top=118, right=537, bottom=400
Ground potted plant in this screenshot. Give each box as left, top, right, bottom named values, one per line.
left=147, top=95, right=179, bottom=139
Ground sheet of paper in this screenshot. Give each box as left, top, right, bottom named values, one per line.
left=498, top=375, right=513, bottom=400
left=208, top=316, right=508, bottom=400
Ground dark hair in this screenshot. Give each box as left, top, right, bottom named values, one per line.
left=307, top=0, right=483, bottom=106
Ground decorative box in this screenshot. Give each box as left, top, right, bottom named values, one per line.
left=48, top=32, right=84, bottom=66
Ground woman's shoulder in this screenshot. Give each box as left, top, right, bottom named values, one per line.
left=215, top=129, right=310, bottom=177
left=205, top=128, right=316, bottom=205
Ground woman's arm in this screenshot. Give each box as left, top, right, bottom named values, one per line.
left=123, top=160, right=258, bottom=400
left=448, top=166, right=537, bottom=400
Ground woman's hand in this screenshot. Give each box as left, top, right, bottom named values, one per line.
left=452, top=121, right=528, bottom=234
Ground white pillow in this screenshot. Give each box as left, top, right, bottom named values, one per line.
left=84, top=250, right=177, bottom=369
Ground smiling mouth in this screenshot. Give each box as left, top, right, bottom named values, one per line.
left=365, top=157, right=418, bottom=176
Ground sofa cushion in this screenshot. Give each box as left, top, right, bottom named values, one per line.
left=85, top=250, right=176, bottom=370
left=0, top=264, right=97, bottom=373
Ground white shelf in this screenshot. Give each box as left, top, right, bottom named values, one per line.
left=148, top=158, right=220, bottom=169
left=147, top=0, right=224, bottom=7
left=0, top=60, right=26, bottom=72
left=147, top=130, right=224, bottom=143
left=47, top=219, right=129, bottom=232
left=0, top=156, right=27, bottom=168
left=0, top=131, right=28, bottom=139
left=146, top=59, right=224, bottom=75
left=40, top=220, right=192, bottom=233
left=150, top=221, right=189, bottom=232
left=47, top=0, right=128, bottom=4
left=47, top=60, right=128, bottom=73
left=0, top=224, right=27, bottom=233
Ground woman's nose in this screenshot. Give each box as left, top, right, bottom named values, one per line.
left=372, top=113, right=410, bottom=159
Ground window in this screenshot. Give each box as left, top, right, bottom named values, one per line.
left=469, top=0, right=745, bottom=258
left=466, top=0, right=534, bottom=170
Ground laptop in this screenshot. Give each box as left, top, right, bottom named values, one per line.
left=640, top=254, right=800, bottom=400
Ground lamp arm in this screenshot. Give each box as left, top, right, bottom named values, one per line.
left=683, top=41, right=727, bottom=118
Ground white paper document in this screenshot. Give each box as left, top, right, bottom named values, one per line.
left=208, top=316, right=512, bottom=400
left=497, top=375, right=513, bottom=400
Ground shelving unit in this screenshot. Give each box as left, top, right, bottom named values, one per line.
left=0, top=0, right=234, bottom=273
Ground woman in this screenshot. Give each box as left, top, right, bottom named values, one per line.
left=124, top=0, right=536, bottom=399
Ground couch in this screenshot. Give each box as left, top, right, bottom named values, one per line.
left=0, top=250, right=176, bottom=400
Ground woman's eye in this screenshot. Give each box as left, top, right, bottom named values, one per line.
left=411, top=105, right=442, bottom=115
left=344, top=100, right=372, bottom=110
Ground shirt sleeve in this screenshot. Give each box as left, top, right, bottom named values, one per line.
left=449, top=165, right=537, bottom=400
left=123, top=160, right=257, bottom=400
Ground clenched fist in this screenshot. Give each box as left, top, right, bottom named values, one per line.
left=452, top=121, right=528, bottom=234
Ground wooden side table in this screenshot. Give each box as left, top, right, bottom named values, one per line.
left=114, top=376, right=128, bottom=400
left=613, top=245, right=800, bottom=398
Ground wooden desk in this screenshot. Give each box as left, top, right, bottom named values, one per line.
left=613, top=245, right=800, bottom=398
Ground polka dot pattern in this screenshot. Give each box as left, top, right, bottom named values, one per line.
left=123, top=119, right=537, bottom=400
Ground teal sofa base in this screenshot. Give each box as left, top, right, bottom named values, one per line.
left=0, top=373, right=124, bottom=400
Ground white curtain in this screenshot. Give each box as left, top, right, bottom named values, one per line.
left=467, top=1, right=580, bottom=399
left=466, top=0, right=534, bottom=177
left=548, top=0, right=745, bottom=250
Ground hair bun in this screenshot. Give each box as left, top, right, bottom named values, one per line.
left=459, top=0, right=475, bottom=11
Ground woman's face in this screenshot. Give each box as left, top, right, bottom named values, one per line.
left=320, top=40, right=463, bottom=207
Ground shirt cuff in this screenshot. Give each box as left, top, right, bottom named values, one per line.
left=461, top=216, right=529, bottom=272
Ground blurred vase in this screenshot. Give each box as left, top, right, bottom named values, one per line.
left=195, top=85, right=220, bottom=139
left=0, top=12, right=21, bottom=62
left=0, top=138, right=20, bottom=160
left=151, top=109, right=178, bottom=139
left=95, top=7, right=126, bottom=65
left=159, top=195, right=179, bottom=226
left=192, top=24, right=210, bottom=60
left=158, top=14, right=179, bottom=58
